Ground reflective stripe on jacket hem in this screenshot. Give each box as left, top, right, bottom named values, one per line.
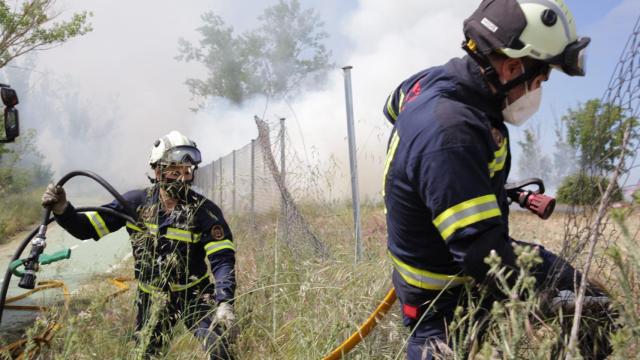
left=138, top=274, right=210, bottom=293
left=389, top=251, right=471, bottom=290
left=126, top=222, right=201, bottom=243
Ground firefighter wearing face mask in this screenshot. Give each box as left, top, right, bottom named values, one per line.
left=382, top=1, right=607, bottom=359
left=41, top=130, right=237, bottom=359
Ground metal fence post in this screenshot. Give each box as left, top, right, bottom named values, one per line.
left=280, top=118, right=287, bottom=244
left=218, top=159, right=223, bottom=209
left=251, top=139, right=256, bottom=223
left=342, top=65, right=363, bottom=262
left=214, top=161, right=216, bottom=202
left=232, top=149, right=237, bottom=214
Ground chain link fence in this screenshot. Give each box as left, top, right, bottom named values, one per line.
left=193, top=116, right=328, bottom=257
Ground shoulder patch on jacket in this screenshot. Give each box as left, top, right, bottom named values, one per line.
left=491, top=128, right=504, bottom=147
left=211, top=225, right=225, bottom=240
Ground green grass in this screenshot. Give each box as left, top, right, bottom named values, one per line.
left=0, top=188, right=44, bottom=244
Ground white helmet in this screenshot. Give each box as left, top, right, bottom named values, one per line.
left=463, top=0, right=590, bottom=77
left=149, top=130, right=201, bottom=167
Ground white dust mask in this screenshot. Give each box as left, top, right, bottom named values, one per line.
left=502, top=66, right=543, bottom=126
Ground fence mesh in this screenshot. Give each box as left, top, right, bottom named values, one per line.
left=193, top=116, right=328, bottom=257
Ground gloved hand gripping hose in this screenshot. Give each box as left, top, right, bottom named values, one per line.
left=0, top=170, right=138, bottom=325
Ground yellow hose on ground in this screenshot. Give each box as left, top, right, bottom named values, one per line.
left=322, top=288, right=397, bottom=360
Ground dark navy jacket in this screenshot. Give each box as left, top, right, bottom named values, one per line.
left=382, top=56, right=518, bottom=290
left=54, top=186, right=236, bottom=303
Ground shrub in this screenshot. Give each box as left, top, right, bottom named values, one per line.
left=556, top=172, right=623, bottom=205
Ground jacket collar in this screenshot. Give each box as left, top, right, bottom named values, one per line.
left=447, top=56, right=505, bottom=126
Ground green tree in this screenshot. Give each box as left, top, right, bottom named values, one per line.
left=556, top=172, right=623, bottom=205
left=563, top=99, right=638, bottom=174
left=517, top=127, right=552, bottom=181
left=177, top=0, right=332, bottom=106
left=0, top=0, right=92, bottom=69
left=0, top=0, right=91, bottom=164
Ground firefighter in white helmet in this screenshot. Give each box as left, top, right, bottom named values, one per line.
left=43, top=130, right=237, bottom=359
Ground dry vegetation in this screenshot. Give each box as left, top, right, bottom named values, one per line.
left=2, top=204, right=639, bottom=359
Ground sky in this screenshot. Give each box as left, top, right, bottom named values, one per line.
left=2, top=0, right=638, bottom=200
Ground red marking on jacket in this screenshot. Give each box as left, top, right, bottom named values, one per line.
left=401, top=81, right=423, bottom=112
left=403, top=303, right=420, bottom=320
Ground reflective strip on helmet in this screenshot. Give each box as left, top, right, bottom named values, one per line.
left=389, top=252, right=472, bottom=290
left=488, top=138, right=508, bottom=178
left=166, top=227, right=198, bottom=243
left=433, top=195, right=501, bottom=241
left=204, top=239, right=235, bottom=256
left=382, top=130, right=401, bottom=214
left=84, top=211, right=110, bottom=238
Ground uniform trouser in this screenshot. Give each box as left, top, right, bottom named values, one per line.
left=134, top=282, right=233, bottom=360
left=394, top=241, right=606, bottom=360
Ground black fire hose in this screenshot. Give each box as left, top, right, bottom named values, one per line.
left=0, top=170, right=137, bottom=325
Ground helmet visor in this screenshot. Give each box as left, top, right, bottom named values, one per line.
left=552, top=37, right=591, bottom=76
left=162, top=146, right=202, bottom=165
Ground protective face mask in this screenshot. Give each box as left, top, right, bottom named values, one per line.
left=502, top=65, right=543, bottom=126
left=502, top=87, right=542, bottom=126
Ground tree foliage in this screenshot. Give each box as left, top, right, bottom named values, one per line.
left=556, top=172, right=623, bottom=205
left=0, top=0, right=92, bottom=69
left=563, top=99, right=638, bottom=174
left=177, top=0, right=332, bottom=106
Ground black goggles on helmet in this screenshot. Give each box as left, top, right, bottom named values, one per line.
left=549, top=37, right=591, bottom=77
left=161, top=145, right=202, bottom=166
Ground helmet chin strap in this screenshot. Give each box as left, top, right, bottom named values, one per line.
left=462, top=40, right=548, bottom=99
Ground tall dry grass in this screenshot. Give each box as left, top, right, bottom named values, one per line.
left=5, top=204, right=639, bottom=359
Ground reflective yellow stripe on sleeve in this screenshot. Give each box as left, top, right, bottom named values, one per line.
left=204, top=239, right=235, bottom=256
left=389, top=251, right=471, bottom=290
left=386, top=93, right=398, bottom=121
left=433, top=194, right=501, bottom=241
left=126, top=222, right=143, bottom=232
left=488, top=138, right=508, bottom=178
left=84, top=211, right=110, bottom=238
left=144, top=223, right=158, bottom=235
left=382, top=130, right=400, bottom=214
left=386, top=89, right=406, bottom=122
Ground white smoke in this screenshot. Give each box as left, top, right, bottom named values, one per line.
left=9, top=0, right=636, bottom=202
left=187, top=0, right=478, bottom=200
